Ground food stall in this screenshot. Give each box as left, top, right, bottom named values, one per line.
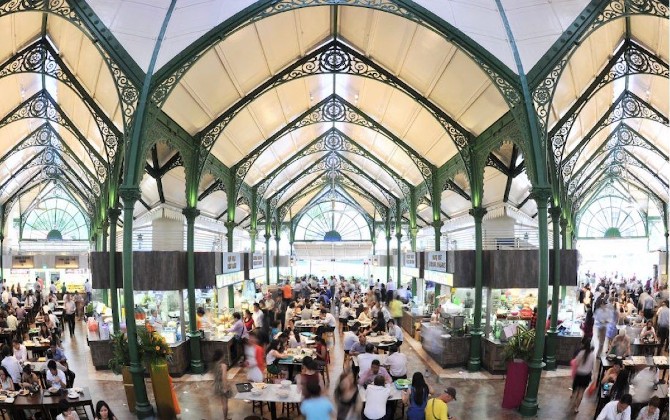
left=248, top=252, right=266, bottom=285
left=400, top=252, right=429, bottom=337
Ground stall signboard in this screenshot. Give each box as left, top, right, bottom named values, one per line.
left=424, top=270, right=453, bottom=286
left=216, top=271, right=244, bottom=288
left=12, top=256, right=34, bottom=268
left=10, top=269, right=30, bottom=274
left=403, top=252, right=417, bottom=268
left=426, top=251, right=447, bottom=272
left=222, top=253, right=242, bottom=273
left=55, top=256, right=79, bottom=269
left=252, top=253, right=265, bottom=269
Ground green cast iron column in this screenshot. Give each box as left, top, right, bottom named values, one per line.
left=560, top=218, right=568, bottom=250
left=396, top=232, right=402, bottom=287
left=227, top=285, right=234, bottom=308
left=386, top=234, right=391, bottom=283
left=411, top=277, right=417, bottom=299
left=264, top=234, right=271, bottom=285
left=108, top=208, right=121, bottom=333
left=434, top=284, right=441, bottom=308
left=432, top=221, right=442, bottom=251
left=225, top=220, right=235, bottom=252
left=0, top=235, right=4, bottom=282
left=545, top=206, right=561, bottom=371
left=183, top=207, right=204, bottom=374
left=410, top=227, right=418, bottom=252
left=249, top=228, right=257, bottom=253
left=101, top=220, right=109, bottom=252
left=467, top=207, right=486, bottom=372
left=520, top=189, right=552, bottom=416
left=119, top=187, right=153, bottom=418
left=275, top=235, right=281, bottom=283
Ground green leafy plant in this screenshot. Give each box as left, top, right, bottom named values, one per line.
left=108, top=332, right=131, bottom=374
left=137, top=327, right=172, bottom=365
left=502, top=324, right=535, bottom=362
left=85, top=303, right=94, bottom=314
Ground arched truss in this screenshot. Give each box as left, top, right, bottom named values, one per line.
left=294, top=201, right=371, bottom=242
left=21, top=193, right=90, bottom=242
left=576, top=194, right=646, bottom=239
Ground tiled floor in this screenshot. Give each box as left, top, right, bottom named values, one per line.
left=50, top=320, right=606, bottom=420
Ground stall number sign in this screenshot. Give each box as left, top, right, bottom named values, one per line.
left=252, top=253, right=265, bottom=269
left=223, top=253, right=241, bottom=273
left=403, top=252, right=416, bottom=268
left=12, top=256, right=34, bottom=268
left=55, top=256, right=79, bottom=268
left=426, top=251, right=447, bottom=272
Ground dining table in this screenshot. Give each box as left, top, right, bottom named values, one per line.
left=234, top=383, right=302, bottom=420
left=0, top=386, right=93, bottom=419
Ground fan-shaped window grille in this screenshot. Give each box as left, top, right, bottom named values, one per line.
left=295, top=202, right=370, bottom=241
left=22, top=197, right=89, bottom=241
left=578, top=196, right=645, bottom=238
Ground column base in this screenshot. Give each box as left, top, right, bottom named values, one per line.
left=519, top=360, right=544, bottom=417
left=129, top=362, right=154, bottom=418
left=518, top=398, right=539, bottom=417
left=467, top=331, right=483, bottom=372
left=135, top=402, right=155, bottom=419
left=544, top=331, right=558, bottom=371
left=189, top=333, right=205, bottom=374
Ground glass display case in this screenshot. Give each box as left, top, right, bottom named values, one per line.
left=133, top=290, right=186, bottom=345
left=485, top=288, right=537, bottom=340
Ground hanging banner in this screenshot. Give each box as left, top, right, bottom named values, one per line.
left=252, top=252, right=265, bottom=269
left=426, top=251, right=447, bottom=272
left=403, top=252, right=417, bottom=268
left=222, top=253, right=241, bottom=273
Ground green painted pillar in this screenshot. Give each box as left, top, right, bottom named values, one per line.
left=249, top=228, right=257, bottom=253
left=101, top=220, right=109, bottom=252
left=119, top=187, right=153, bottom=418
left=411, top=277, right=417, bottom=299
left=183, top=207, right=204, bottom=374
left=560, top=218, right=568, bottom=250
left=386, top=235, right=391, bottom=284
left=0, top=235, right=4, bottom=282
left=396, top=232, right=402, bottom=287
left=434, top=284, right=441, bottom=308
left=265, top=234, right=271, bottom=285
left=545, top=206, right=561, bottom=371
left=409, top=227, right=418, bottom=252
left=108, top=208, right=121, bottom=333
left=275, top=235, right=281, bottom=282
left=432, top=220, right=442, bottom=251
left=520, top=189, right=552, bottom=416
left=227, top=285, right=234, bottom=308
left=664, top=231, right=669, bottom=280
left=225, top=220, right=235, bottom=252
left=468, top=207, right=486, bottom=372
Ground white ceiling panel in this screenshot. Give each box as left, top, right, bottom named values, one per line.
left=198, top=190, right=227, bottom=218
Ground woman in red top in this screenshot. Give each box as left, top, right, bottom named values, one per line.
left=243, top=309, right=255, bottom=331
left=314, top=336, right=330, bottom=366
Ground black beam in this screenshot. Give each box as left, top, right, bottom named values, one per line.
left=151, top=146, right=165, bottom=203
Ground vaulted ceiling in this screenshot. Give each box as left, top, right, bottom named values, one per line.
left=0, top=0, right=666, bottom=239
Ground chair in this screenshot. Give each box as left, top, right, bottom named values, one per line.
left=65, top=369, right=75, bottom=388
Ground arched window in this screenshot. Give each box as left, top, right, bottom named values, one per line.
left=22, top=197, right=89, bottom=241
left=578, top=195, right=646, bottom=238
left=294, top=202, right=370, bottom=241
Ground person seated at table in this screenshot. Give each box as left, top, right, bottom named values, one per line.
left=601, top=359, right=623, bottom=386
left=47, top=310, right=58, bottom=332
left=609, top=330, right=632, bottom=357
left=56, top=398, right=80, bottom=420
left=2, top=345, right=21, bottom=388
left=284, top=321, right=301, bottom=348
left=386, top=345, right=408, bottom=381
left=270, top=320, right=282, bottom=340
left=387, top=319, right=404, bottom=347
left=640, top=320, right=657, bottom=342
left=6, top=309, right=17, bottom=330
left=350, top=335, right=368, bottom=358
left=359, top=359, right=392, bottom=387
left=46, top=360, right=66, bottom=391
left=0, top=366, right=14, bottom=391
left=19, top=365, right=42, bottom=391
left=363, top=375, right=391, bottom=420
left=49, top=340, right=67, bottom=363
left=301, top=303, right=313, bottom=321
left=403, top=372, right=433, bottom=420
left=296, top=357, right=320, bottom=396
left=373, top=311, right=386, bottom=334
left=318, top=292, right=331, bottom=308
left=0, top=312, right=8, bottom=329
left=314, top=336, right=330, bottom=368
left=39, top=323, right=52, bottom=340
left=358, top=306, right=371, bottom=323
left=357, top=344, right=380, bottom=375
left=343, top=323, right=361, bottom=355
left=635, top=395, right=660, bottom=420
left=94, top=400, right=118, bottom=420
left=15, top=305, right=26, bottom=322
left=285, top=302, right=296, bottom=327
left=596, top=394, right=632, bottom=420
left=12, top=339, right=27, bottom=363
left=265, top=339, right=288, bottom=378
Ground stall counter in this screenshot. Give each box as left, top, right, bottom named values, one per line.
left=554, top=334, right=583, bottom=365
left=168, top=340, right=190, bottom=377
left=87, top=336, right=113, bottom=370
left=401, top=311, right=430, bottom=338
left=201, top=335, right=240, bottom=368
left=420, top=322, right=470, bottom=368
left=482, top=337, right=507, bottom=374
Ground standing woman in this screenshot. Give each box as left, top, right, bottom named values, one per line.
left=403, top=371, right=433, bottom=420
left=569, top=339, right=596, bottom=414
left=243, top=309, right=255, bottom=332
left=94, top=401, right=118, bottom=420
left=243, top=333, right=265, bottom=383
left=211, top=350, right=232, bottom=420
left=64, top=295, right=76, bottom=338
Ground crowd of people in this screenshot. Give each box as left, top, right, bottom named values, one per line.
left=570, top=274, right=668, bottom=419
left=214, top=274, right=459, bottom=420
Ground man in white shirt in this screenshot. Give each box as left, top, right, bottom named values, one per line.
left=387, top=319, right=404, bottom=346
left=6, top=310, right=17, bottom=330
left=46, top=360, right=67, bottom=390
left=12, top=339, right=27, bottom=363
left=596, top=394, right=632, bottom=420
left=251, top=302, right=264, bottom=330
left=357, top=344, right=380, bottom=374
left=285, top=302, right=295, bottom=327
left=320, top=309, right=337, bottom=328
left=363, top=376, right=391, bottom=420
left=343, top=329, right=359, bottom=353
left=0, top=288, right=8, bottom=305
left=386, top=345, right=407, bottom=379
left=1, top=347, right=21, bottom=384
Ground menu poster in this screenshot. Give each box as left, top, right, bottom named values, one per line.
left=426, top=251, right=447, bottom=272
left=252, top=252, right=265, bottom=269
left=222, top=252, right=241, bottom=273
left=403, top=252, right=417, bottom=268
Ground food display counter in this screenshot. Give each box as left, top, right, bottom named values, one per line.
left=482, top=337, right=507, bottom=374
left=401, top=310, right=430, bottom=338
left=420, top=321, right=471, bottom=367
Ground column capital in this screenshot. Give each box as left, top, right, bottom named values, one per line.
left=469, top=207, right=487, bottom=222
left=665, top=231, right=669, bottom=239
left=118, top=186, right=141, bottom=205
left=559, top=217, right=568, bottom=229
left=249, top=228, right=258, bottom=236
left=275, top=235, right=281, bottom=242
left=182, top=207, right=200, bottom=221
left=385, top=235, right=392, bottom=242
left=530, top=187, right=552, bottom=207
left=395, top=232, right=402, bottom=240
left=108, top=207, right=122, bottom=221
left=224, top=220, right=236, bottom=230
left=264, top=233, right=272, bottom=241
left=409, top=226, right=418, bottom=236
left=431, top=220, right=443, bottom=229
left=548, top=206, right=561, bottom=222
left=0, top=234, right=4, bottom=242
